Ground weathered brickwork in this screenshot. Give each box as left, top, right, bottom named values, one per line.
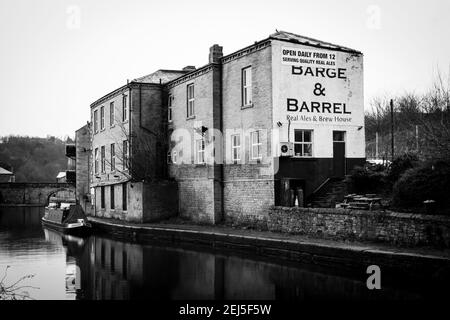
left=268, top=207, right=450, bottom=248
left=90, top=79, right=179, bottom=222
left=94, top=181, right=177, bottom=223
left=0, top=183, right=73, bottom=205
left=75, top=124, right=92, bottom=214
left=224, top=179, right=274, bottom=229
left=221, top=44, right=274, bottom=222
left=168, top=66, right=223, bottom=224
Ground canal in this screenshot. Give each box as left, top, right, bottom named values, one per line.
left=0, top=206, right=446, bottom=300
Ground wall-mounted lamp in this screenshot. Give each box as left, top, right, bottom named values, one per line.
left=357, top=126, right=363, bottom=131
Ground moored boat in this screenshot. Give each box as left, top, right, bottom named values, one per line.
left=42, top=202, right=92, bottom=236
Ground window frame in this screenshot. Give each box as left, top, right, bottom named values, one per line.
left=186, top=84, right=195, bottom=118
left=196, top=138, right=205, bottom=164
left=250, top=131, right=262, bottom=160
left=123, top=140, right=128, bottom=170
left=101, top=146, right=106, bottom=173
left=172, top=150, right=177, bottom=164
left=241, top=66, right=252, bottom=107
left=231, top=134, right=241, bottom=162
left=100, top=186, right=105, bottom=209
left=110, top=185, right=115, bottom=210
left=293, top=129, right=314, bottom=158
left=100, top=106, right=105, bottom=130
left=122, top=182, right=127, bottom=211
left=94, top=148, right=99, bottom=174
left=110, top=101, right=115, bottom=127
left=168, top=95, right=173, bottom=123
left=122, top=95, right=128, bottom=122
left=94, top=109, right=98, bottom=133
left=110, top=143, right=115, bottom=171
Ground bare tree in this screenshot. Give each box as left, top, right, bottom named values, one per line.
left=365, top=68, right=450, bottom=161
left=0, top=266, right=39, bottom=300
left=103, top=120, right=166, bottom=182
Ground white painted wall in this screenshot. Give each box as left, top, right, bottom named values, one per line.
left=271, top=40, right=365, bottom=159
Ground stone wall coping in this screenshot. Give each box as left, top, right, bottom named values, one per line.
left=270, top=206, right=450, bottom=224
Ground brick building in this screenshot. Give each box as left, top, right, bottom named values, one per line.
left=167, top=31, right=365, bottom=224
left=89, top=70, right=187, bottom=222
left=75, top=123, right=92, bottom=215
left=86, top=30, right=365, bottom=225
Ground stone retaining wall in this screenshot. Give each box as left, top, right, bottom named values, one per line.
left=268, top=207, right=450, bottom=248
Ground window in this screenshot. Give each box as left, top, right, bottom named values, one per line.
left=94, top=110, right=98, bottom=133
left=123, top=140, right=128, bottom=170
left=100, top=106, right=105, bottom=130
left=250, top=131, right=262, bottom=160
left=333, top=131, right=345, bottom=142
left=110, top=143, right=115, bottom=171
left=94, top=148, right=99, bottom=174
left=242, top=66, right=252, bottom=106
left=122, top=183, right=127, bottom=211
left=122, top=95, right=128, bottom=122
left=168, top=95, right=173, bottom=122
left=187, top=84, right=195, bottom=118
left=110, top=185, right=115, bottom=209
left=196, top=139, right=205, bottom=164
left=100, top=186, right=105, bottom=209
left=110, top=102, right=115, bottom=127
left=101, top=146, right=105, bottom=173
left=294, top=130, right=313, bottom=157
left=172, top=150, right=177, bottom=164
left=231, top=134, right=241, bottom=162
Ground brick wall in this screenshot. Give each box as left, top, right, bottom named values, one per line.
left=167, top=66, right=223, bottom=224
left=223, top=179, right=274, bottom=229
left=75, top=124, right=92, bottom=214
left=268, top=207, right=450, bottom=248
left=0, top=183, right=74, bottom=205
left=221, top=43, right=275, bottom=222
left=143, top=180, right=178, bottom=222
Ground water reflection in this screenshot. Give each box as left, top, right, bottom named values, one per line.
left=0, top=206, right=443, bottom=300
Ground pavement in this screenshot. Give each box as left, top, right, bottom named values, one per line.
left=89, top=216, right=450, bottom=261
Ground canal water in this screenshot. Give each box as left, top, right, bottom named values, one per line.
left=0, top=206, right=443, bottom=300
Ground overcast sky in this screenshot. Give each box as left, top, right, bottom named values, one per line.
left=0, top=0, right=449, bottom=138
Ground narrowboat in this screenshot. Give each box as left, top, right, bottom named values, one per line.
left=42, top=202, right=92, bottom=236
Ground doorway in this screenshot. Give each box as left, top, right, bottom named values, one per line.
left=333, top=131, right=346, bottom=177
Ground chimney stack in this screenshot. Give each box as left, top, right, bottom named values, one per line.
left=182, top=66, right=196, bottom=72
left=209, top=44, right=223, bottom=64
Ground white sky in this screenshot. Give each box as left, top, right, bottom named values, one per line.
left=0, top=0, right=449, bottom=138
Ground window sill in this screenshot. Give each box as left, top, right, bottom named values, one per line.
left=249, top=158, right=262, bottom=164
left=186, top=116, right=196, bottom=120
left=122, top=120, right=129, bottom=124
left=195, top=163, right=207, bottom=167
left=241, top=103, right=254, bottom=110
left=291, top=157, right=316, bottom=161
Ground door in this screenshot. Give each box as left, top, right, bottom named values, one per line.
left=333, top=131, right=346, bottom=177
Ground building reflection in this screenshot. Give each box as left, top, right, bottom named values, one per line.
left=68, top=234, right=422, bottom=300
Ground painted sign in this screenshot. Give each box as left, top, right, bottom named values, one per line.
left=279, top=46, right=359, bottom=125
left=281, top=47, right=337, bottom=67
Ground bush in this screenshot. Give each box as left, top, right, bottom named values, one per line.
left=346, top=164, right=389, bottom=194
left=392, top=160, right=450, bottom=213
left=388, top=153, right=419, bottom=182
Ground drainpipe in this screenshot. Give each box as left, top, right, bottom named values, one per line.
left=128, top=85, right=132, bottom=182
left=219, top=62, right=225, bottom=223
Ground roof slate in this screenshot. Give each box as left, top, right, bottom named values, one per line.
left=269, top=30, right=361, bottom=54
left=133, top=69, right=189, bottom=84
left=0, top=167, right=13, bottom=175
